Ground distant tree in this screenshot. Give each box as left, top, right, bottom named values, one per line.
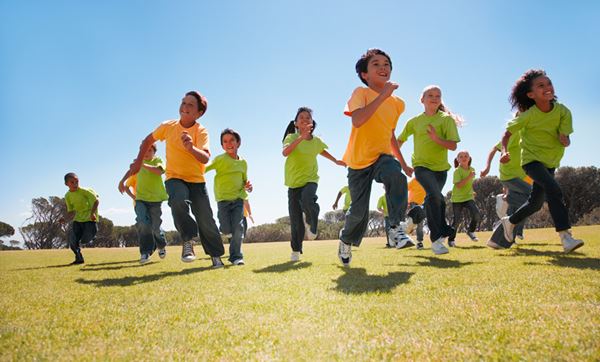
left=9, top=240, right=20, bottom=249
left=164, top=230, right=181, bottom=245
left=20, top=197, right=68, bottom=249
left=556, top=166, right=600, bottom=225
left=473, top=176, right=504, bottom=231
left=113, top=225, right=138, bottom=247
left=0, top=221, right=15, bottom=239
left=91, top=216, right=118, bottom=247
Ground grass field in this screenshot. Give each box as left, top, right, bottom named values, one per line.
left=1, top=225, right=599, bottom=361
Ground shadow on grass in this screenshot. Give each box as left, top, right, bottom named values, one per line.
left=13, top=263, right=78, bottom=271
left=82, top=264, right=149, bottom=271
left=333, top=267, right=413, bottom=294
left=75, top=265, right=214, bottom=287
left=253, top=261, right=312, bottom=273
left=410, top=255, right=479, bottom=269
left=84, top=260, right=138, bottom=267
left=526, top=256, right=600, bottom=270
left=503, top=247, right=585, bottom=258
left=455, top=245, right=487, bottom=250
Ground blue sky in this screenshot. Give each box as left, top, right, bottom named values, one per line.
left=1, top=0, right=599, bottom=243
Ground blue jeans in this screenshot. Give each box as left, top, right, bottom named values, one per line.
left=341, top=155, right=407, bottom=247
left=68, top=221, right=97, bottom=256
left=165, top=179, right=224, bottom=257
left=217, top=199, right=244, bottom=262
left=509, top=162, right=570, bottom=232
left=449, top=200, right=481, bottom=241
left=414, top=167, right=453, bottom=242
left=288, top=182, right=319, bottom=252
left=501, top=178, right=532, bottom=236
left=135, top=200, right=166, bottom=255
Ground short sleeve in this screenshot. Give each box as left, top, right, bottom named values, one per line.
left=283, top=133, right=296, bottom=147
left=205, top=155, right=220, bottom=172
left=317, top=137, right=328, bottom=152
left=495, top=141, right=502, bottom=152
left=506, top=113, right=526, bottom=134
left=65, top=193, right=73, bottom=212
left=195, top=127, right=210, bottom=153
left=558, top=105, right=573, bottom=135
left=154, top=157, right=165, bottom=170
left=398, top=119, right=414, bottom=142
left=443, top=117, right=461, bottom=142
left=453, top=169, right=461, bottom=183
left=344, top=88, right=366, bottom=116
left=152, top=122, right=168, bottom=141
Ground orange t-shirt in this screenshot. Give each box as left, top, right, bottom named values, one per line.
left=408, top=178, right=426, bottom=204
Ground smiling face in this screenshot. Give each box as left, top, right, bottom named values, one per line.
left=65, top=175, right=79, bottom=192
left=360, top=54, right=391, bottom=89
left=221, top=133, right=240, bottom=157
left=456, top=151, right=471, bottom=168
left=527, top=76, right=555, bottom=105
left=295, top=111, right=314, bottom=134
left=179, top=95, right=203, bottom=124
left=421, top=87, right=442, bottom=111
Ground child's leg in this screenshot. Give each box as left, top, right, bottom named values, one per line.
left=187, top=182, right=225, bottom=257
left=227, top=199, right=245, bottom=263
left=415, top=167, right=448, bottom=242
left=375, top=155, right=407, bottom=227
left=165, top=179, right=198, bottom=242
left=465, top=200, right=481, bottom=233
left=449, top=202, right=463, bottom=241
left=288, top=187, right=304, bottom=252
left=384, top=216, right=390, bottom=240
left=416, top=221, right=424, bottom=242
left=502, top=178, right=532, bottom=236
left=68, top=221, right=83, bottom=256
left=342, top=164, right=375, bottom=247
left=135, top=200, right=155, bottom=255
left=300, top=182, right=319, bottom=234
left=217, top=201, right=232, bottom=236
left=148, top=202, right=166, bottom=250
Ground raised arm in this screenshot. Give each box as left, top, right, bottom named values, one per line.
left=454, top=170, right=475, bottom=188
left=480, top=146, right=499, bottom=177
left=320, top=150, right=346, bottom=166
left=500, top=130, right=512, bottom=164
left=351, top=82, right=398, bottom=128
left=181, top=131, right=210, bottom=164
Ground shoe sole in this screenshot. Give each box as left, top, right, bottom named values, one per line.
left=212, top=264, right=224, bottom=269
left=181, top=257, right=196, bottom=263
left=433, top=249, right=449, bottom=255
left=487, top=240, right=505, bottom=249
left=396, top=240, right=415, bottom=249
left=564, top=241, right=584, bottom=254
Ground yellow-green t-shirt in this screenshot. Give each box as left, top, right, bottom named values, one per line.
left=136, top=157, right=168, bottom=202
left=398, top=111, right=460, bottom=171
left=152, top=120, right=210, bottom=183
left=65, top=187, right=99, bottom=222
left=283, top=133, right=327, bottom=188
left=377, top=195, right=388, bottom=217
left=205, top=153, right=248, bottom=202
left=408, top=178, right=426, bottom=205
left=451, top=166, right=475, bottom=203
left=495, top=132, right=527, bottom=181
left=339, top=186, right=352, bottom=211
left=343, top=87, right=405, bottom=169
left=506, top=102, right=573, bottom=169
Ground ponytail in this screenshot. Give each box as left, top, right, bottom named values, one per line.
left=282, top=121, right=296, bottom=143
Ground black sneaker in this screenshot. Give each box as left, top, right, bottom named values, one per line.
left=416, top=242, right=424, bottom=250
left=211, top=256, right=224, bottom=269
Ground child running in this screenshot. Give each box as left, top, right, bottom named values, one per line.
left=283, top=107, right=345, bottom=262
left=121, top=91, right=225, bottom=268
left=118, top=144, right=168, bottom=264
left=376, top=188, right=392, bottom=248
left=492, top=69, right=584, bottom=252
left=398, top=85, right=461, bottom=255
left=205, top=128, right=252, bottom=266
left=338, top=48, right=414, bottom=266
left=407, top=177, right=426, bottom=250
left=448, top=151, right=481, bottom=246
left=332, top=185, right=352, bottom=213
left=61, top=173, right=99, bottom=265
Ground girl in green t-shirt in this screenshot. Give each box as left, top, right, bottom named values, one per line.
left=282, top=107, right=346, bottom=261
left=449, top=151, right=481, bottom=246
left=492, top=69, right=584, bottom=253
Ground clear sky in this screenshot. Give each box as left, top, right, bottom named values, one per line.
left=1, top=0, right=599, bottom=243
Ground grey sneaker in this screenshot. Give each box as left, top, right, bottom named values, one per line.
left=391, top=223, right=415, bottom=249
left=140, top=253, right=151, bottom=264
left=467, top=231, right=479, bottom=241
left=232, top=258, right=245, bottom=266
left=158, top=247, right=166, bottom=259
left=221, top=233, right=232, bottom=242
left=290, top=251, right=300, bottom=262
left=500, top=216, right=515, bottom=242
left=560, top=230, right=584, bottom=253
left=181, top=240, right=196, bottom=263
left=211, top=256, right=224, bottom=268
left=432, top=238, right=449, bottom=255
left=338, top=241, right=352, bottom=266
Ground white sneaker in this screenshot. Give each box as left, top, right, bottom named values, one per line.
left=466, top=231, right=479, bottom=241
left=431, top=238, right=449, bottom=255
left=140, top=253, right=151, bottom=264
left=338, top=241, right=352, bottom=266
left=233, top=258, right=245, bottom=266
left=560, top=230, right=584, bottom=253
left=500, top=216, right=515, bottom=242
left=391, top=223, right=415, bottom=249
left=290, top=251, right=300, bottom=262
left=304, top=226, right=317, bottom=241
left=221, top=233, right=232, bottom=242
left=181, top=240, right=196, bottom=263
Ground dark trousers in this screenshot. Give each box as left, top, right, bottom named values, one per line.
left=135, top=200, right=167, bottom=255
left=501, top=178, right=532, bottom=236
left=414, top=167, right=453, bottom=242
left=449, top=200, right=481, bottom=241
left=217, top=199, right=245, bottom=262
left=509, top=162, right=570, bottom=232
left=288, top=182, right=319, bottom=252
left=341, top=155, right=407, bottom=247
left=68, top=221, right=97, bottom=256
left=165, top=179, right=224, bottom=257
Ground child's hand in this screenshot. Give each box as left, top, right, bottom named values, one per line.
left=181, top=131, right=194, bottom=151
left=245, top=180, right=253, bottom=193
left=426, top=124, right=439, bottom=141
left=90, top=213, right=97, bottom=222
left=480, top=167, right=490, bottom=177
left=335, top=159, right=347, bottom=167
left=499, top=152, right=511, bottom=164
left=332, top=202, right=338, bottom=210
left=559, top=133, right=570, bottom=147
left=298, top=126, right=313, bottom=140
left=403, top=165, right=414, bottom=177
left=469, top=171, right=476, bottom=179
left=381, top=81, right=399, bottom=99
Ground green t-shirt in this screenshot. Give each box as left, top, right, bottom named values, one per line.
left=377, top=195, right=388, bottom=217
left=339, top=186, right=352, bottom=211
left=506, top=102, right=573, bottom=168
left=205, top=153, right=248, bottom=201
left=495, top=132, right=527, bottom=181
left=65, top=187, right=98, bottom=222
left=283, top=133, right=327, bottom=188
left=398, top=111, right=461, bottom=171
left=136, top=157, right=168, bottom=202
left=451, top=166, right=475, bottom=203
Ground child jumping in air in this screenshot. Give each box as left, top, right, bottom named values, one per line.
left=61, top=173, right=99, bottom=265
left=121, top=91, right=225, bottom=268
left=492, top=69, right=584, bottom=252
left=205, top=128, right=252, bottom=266
left=118, top=144, right=168, bottom=264
left=283, top=107, right=345, bottom=262
left=449, top=151, right=481, bottom=246
left=338, top=48, right=414, bottom=266
left=398, top=85, right=461, bottom=255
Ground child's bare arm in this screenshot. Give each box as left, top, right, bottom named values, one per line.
left=118, top=169, right=132, bottom=194
left=332, top=192, right=343, bottom=210
left=455, top=171, right=475, bottom=188
left=319, top=150, right=346, bottom=166
left=390, top=134, right=413, bottom=177
left=351, top=82, right=398, bottom=128
left=559, top=134, right=570, bottom=147
left=181, top=131, right=210, bottom=164
left=90, top=200, right=99, bottom=222
left=427, top=125, right=457, bottom=151
left=130, top=134, right=156, bottom=174
left=500, top=130, right=512, bottom=164
left=141, top=163, right=164, bottom=175
left=480, top=146, right=499, bottom=177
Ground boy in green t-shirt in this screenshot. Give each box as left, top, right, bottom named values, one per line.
left=119, top=144, right=168, bottom=264
left=205, top=128, right=252, bottom=266
left=61, top=173, right=99, bottom=265
left=332, top=185, right=352, bottom=213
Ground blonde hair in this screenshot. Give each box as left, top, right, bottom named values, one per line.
left=421, top=85, right=464, bottom=127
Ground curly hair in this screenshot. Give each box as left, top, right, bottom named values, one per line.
left=509, top=69, right=556, bottom=112
left=355, top=48, right=392, bottom=86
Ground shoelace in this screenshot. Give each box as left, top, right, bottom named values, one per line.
left=183, top=241, right=194, bottom=256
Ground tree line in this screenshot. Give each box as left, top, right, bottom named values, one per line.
left=3, top=166, right=599, bottom=249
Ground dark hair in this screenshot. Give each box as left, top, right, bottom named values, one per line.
left=148, top=143, right=157, bottom=153
left=185, top=91, right=208, bottom=114
left=355, top=48, right=393, bottom=86
left=281, top=107, right=317, bottom=142
left=509, top=69, right=555, bottom=112
left=454, top=151, right=472, bottom=168
left=220, top=128, right=241, bottom=145
left=64, top=172, right=77, bottom=183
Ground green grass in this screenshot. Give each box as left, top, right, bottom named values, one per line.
left=1, top=226, right=599, bottom=361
